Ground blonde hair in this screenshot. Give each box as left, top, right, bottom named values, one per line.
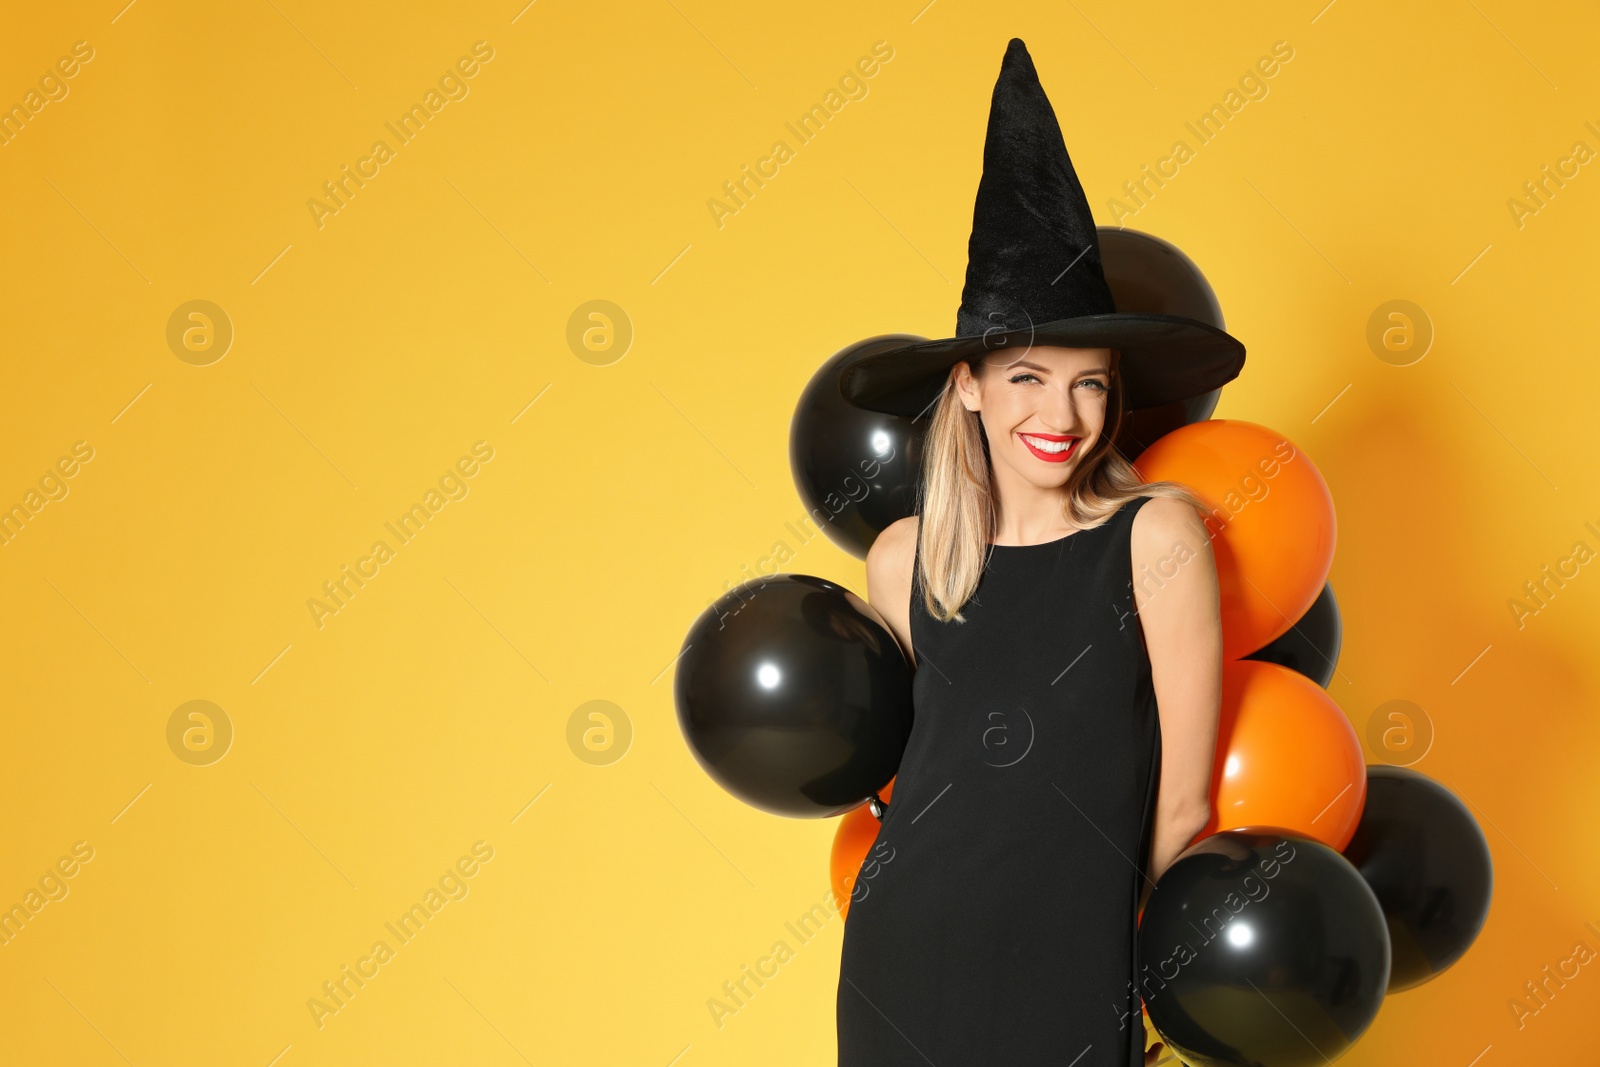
left=915, top=348, right=1207, bottom=622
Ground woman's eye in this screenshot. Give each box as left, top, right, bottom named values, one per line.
left=1007, top=374, right=1107, bottom=389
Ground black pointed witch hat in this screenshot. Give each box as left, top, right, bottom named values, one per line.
left=838, top=38, right=1245, bottom=419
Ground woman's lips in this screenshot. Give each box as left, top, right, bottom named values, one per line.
left=1018, top=432, right=1080, bottom=463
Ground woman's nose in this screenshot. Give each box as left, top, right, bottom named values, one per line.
left=1041, top=379, right=1084, bottom=430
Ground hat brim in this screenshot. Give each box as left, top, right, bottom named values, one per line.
left=838, top=312, right=1245, bottom=418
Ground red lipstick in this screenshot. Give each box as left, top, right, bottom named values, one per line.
left=1017, top=432, right=1080, bottom=463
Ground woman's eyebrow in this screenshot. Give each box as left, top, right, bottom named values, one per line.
left=1003, top=360, right=1110, bottom=376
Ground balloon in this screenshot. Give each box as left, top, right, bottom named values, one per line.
left=1243, top=581, right=1343, bottom=688
left=831, top=777, right=896, bottom=921
left=791, top=335, right=928, bottom=560
left=1098, top=227, right=1228, bottom=462
left=1138, top=830, right=1390, bottom=1067
left=1203, top=660, right=1366, bottom=852
left=1133, top=420, right=1335, bottom=659
left=674, top=574, right=913, bottom=817
left=1341, top=766, right=1493, bottom=992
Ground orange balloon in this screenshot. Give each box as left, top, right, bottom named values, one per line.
left=1132, top=419, right=1335, bottom=660
left=830, top=777, right=894, bottom=921
left=1199, top=660, right=1366, bottom=851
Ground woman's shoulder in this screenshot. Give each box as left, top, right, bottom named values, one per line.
left=866, top=515, right=920, bottom=661
left=1129, top=493, right=1211, bottom=564
left=867, top=514, right=920, bottom=589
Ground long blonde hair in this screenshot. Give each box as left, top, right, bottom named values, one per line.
left=915, top=348, right=1207, bottom=622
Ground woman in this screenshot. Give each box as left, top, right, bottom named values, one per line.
left=834, top=38, right=1241, bottom=1067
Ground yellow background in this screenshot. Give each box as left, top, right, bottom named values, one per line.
left=2, top=0, right=1598, bottom=1063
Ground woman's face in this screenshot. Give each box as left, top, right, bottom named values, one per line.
left=953, top=345, right=1115, bottom=488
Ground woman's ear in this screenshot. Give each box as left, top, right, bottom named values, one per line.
left=951, top=361, right=979, bottom=412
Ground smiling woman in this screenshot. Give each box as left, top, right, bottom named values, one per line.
left=908, top=342, right=1211, bottom=618
left=833, top=37, right=1241, bottom=1067
left=987, top=354, right=1109, bottom=465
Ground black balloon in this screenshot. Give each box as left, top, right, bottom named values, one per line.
left=790, top=336, right=929, bottom=560
left=1341, top=766, right=1493, bottom=992
left=1139, top=830, right=1390, bottom=1067
left=1099, top=227, right=1227, bottom=461
left=674, top=573, right=913, bottom=818
left=1244, top=581, right=1343, bottom=688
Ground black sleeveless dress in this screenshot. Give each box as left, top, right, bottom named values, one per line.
left=837, top=494, right=1161, bottom=1067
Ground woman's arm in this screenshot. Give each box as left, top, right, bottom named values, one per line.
left=1130, top=495, right=1223, bottom=892
left=865, top=515, right=918, bottom=669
